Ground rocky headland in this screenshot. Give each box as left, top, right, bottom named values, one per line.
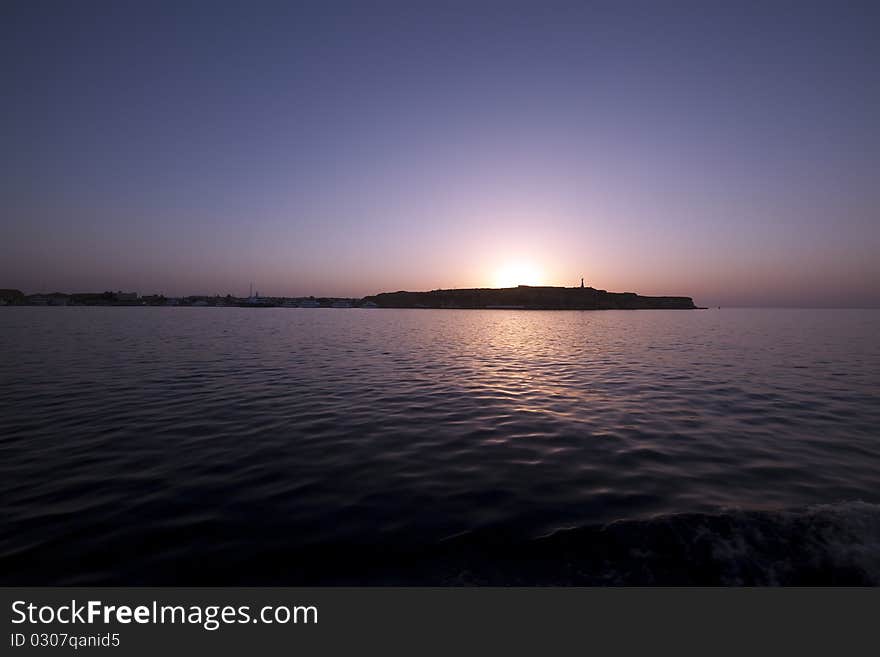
left=364, top=285, right=699, bottom=310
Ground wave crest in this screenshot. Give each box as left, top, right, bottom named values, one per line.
left=433, top=501, right=880, bottom=585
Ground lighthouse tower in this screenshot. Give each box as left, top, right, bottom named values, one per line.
left=580, top=277, right=585, bottom=289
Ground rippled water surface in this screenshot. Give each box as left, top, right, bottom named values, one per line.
left=2, top=307, right=879, bottom=584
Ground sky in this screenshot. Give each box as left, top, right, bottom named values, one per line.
left=2, top=0, right=878, bottom=306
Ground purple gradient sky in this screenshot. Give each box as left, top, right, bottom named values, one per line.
left=2, top=1, right=879, bottom=306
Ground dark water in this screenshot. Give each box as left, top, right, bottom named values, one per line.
left=2, top=307, right=879, bottom=585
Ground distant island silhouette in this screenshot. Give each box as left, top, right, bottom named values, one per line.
left=1, top=285, right=699, bottom=309
left=364, top=285, right=698, bottom=310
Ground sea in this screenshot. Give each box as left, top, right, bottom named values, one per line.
left=2, top=307, right=879, bottom=585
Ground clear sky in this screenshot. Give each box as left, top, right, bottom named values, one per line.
left=2, top=1, right=878, bottom=306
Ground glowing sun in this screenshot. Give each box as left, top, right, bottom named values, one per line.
left=491, top=262, right=545, bottom=288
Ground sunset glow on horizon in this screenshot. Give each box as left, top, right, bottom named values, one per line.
left=2, top=2, right=879, bottom=307
left=490, top=262, right=548, bottom=289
